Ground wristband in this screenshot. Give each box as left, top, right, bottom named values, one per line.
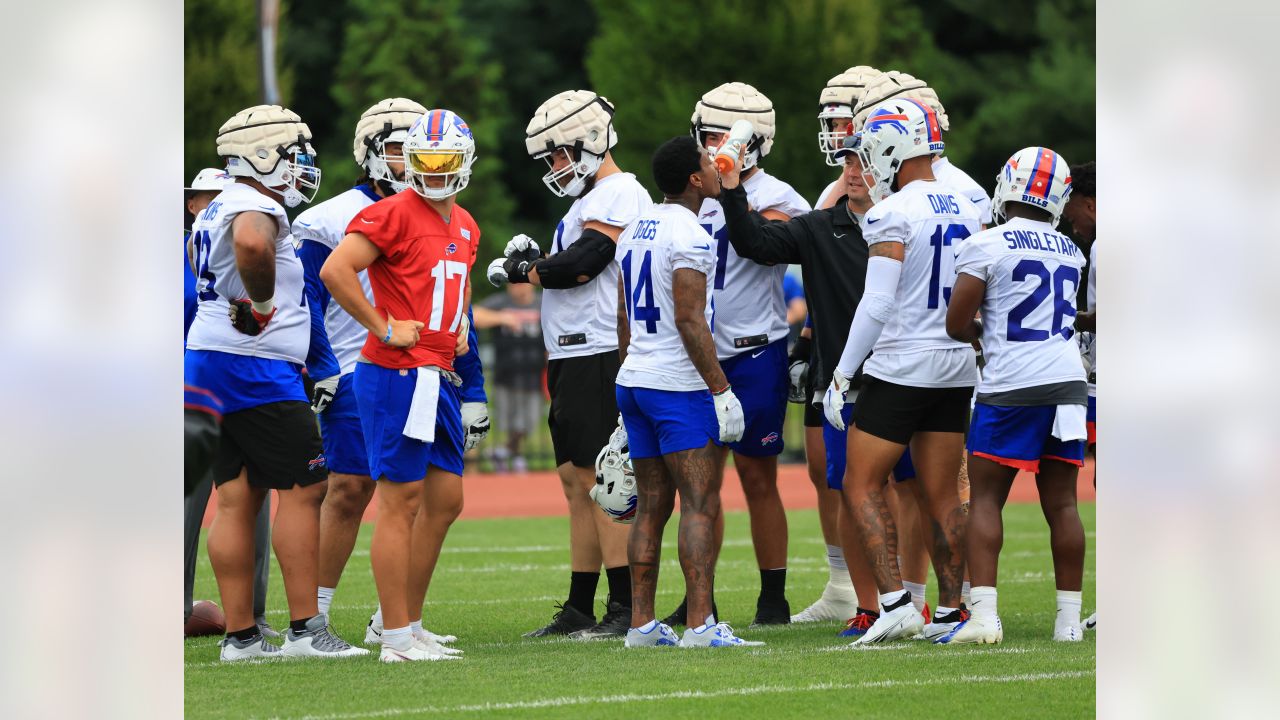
left=712, top=384, right=731, bottom=396
left=383, top=323, right=393, bottom=344
left=250, top=297, right=275, bottom=316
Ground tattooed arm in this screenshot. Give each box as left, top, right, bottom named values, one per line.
left=617, top=276, right=631, bottom=364
left=672, top=268, right=727, bottom=392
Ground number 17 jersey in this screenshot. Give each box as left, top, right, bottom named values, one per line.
left=861, top=179, right=981, bottom=388
left=954, top=216, right=1086, bottom=394
left=615, top=203, right=716, bottom=392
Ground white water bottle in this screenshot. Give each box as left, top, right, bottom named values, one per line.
left=713, top=119, right=756, bottom=173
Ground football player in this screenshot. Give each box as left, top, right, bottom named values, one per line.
left=616, top=135, right=756, bottom=648
left=320, top=108, right=479, bottom=663
left=186, top=105, right=366, bottom=661
left=663, top=82, right=811, bottom=627
left=183, top=167, right=278, bottom=640
left=823, top=98, right=981, bottom=645
left=293, top=99, right=478, bottom=651
left=944, top=147, right=1088, bottom=643
left=487, top=90, right=651, bottom=640
left=1062, top=160, right=1096, bottom=631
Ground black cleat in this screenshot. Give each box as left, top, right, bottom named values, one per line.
left=569, top=599, right=631, bottom=640
left=750, top=597, right=792, bottom=627
left=524, top=603, right=596, bottom=638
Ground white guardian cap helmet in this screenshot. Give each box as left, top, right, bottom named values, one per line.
left=525, top=90, right=618, bottom=198
left=818, top=66, right=882, bottom=166
left=404, top=108, right=476, bottom=200
left=217, top=104, right=321, bottom=207
left=591, top=442, right=636, bottom=524
left=993, top=146, right=1073, bottom=226
left=852, top=98, right=945, bottom=202
left=354, top=97, right=427, bottom=195
left=691, top=81, right=775, bottom=170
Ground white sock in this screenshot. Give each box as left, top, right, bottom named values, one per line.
left=637, top=619, right=657, bottom=632
left=903, top=581, right=927, bottom=612
left=383, top=625, right=413, bottom=651
left=410, top=619, right=424, bottom=637
left=1056, top=590, right=1082, bottom=631
left=826, top=544, right=848, bottom=578
left=317, top=586, right=335, bottom=616
left=879, top=589, right=908, bottom=612
left=372, top=605, right=383, bottom=625
left=969, top=586, right=998, bottom=619
left=934, top=605, right=957, bottom=621
left=961, top=581, right=972, bottom=606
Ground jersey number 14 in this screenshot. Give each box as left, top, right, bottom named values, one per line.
left=621, top=249, right=660, bottom=333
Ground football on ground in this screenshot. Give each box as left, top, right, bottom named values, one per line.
left=185, top=599, right=226, bottom=638
left=184, top=504, right=1095, bottom=719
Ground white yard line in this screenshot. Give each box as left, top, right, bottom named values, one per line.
left=264, top=670, right=1094, bottom=719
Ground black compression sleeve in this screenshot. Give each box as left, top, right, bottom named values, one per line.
left=534, top=228, right=617, bottom=288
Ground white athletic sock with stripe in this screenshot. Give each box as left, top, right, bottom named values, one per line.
left=969, top=586, right=998, bottom=619
left=317, top=586, right=335, bottom=616
left=903, top=581, right=926, bottom=612
left=1056, top=590, right=1082, bottom=633
left=826, top=544, right=848, bottom=585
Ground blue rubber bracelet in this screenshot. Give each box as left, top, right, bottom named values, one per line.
left=383, top=324, right=393, bottom=344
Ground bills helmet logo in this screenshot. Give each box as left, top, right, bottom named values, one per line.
left=866, top=108, right=910, bottom=136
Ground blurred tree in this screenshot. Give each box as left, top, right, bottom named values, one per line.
left=330, top=0, right=516, bottom=268
left=281, top=0, right=355, bottom=186
left=184, top=0, right=294, bottom=183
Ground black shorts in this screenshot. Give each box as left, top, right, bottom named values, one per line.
left=803, top=399, right=823, bottom=428
left=213, top=401, right=329, bottom=490
left=547, top=350, right=621, bottom=468
left=852, top=376, right=973, bottom=445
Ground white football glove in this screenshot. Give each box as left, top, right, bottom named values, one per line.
left=787, top=358, right=809, bottom=404
left=712, top=387, right=745, bottom=443
left=607, top=414, right=628, bottom=452
left=823, top=369, right=853, bottom=431
left=310, top=375, right=340, bottom=415
left=461, top=402, right=490, bottom=452
left=487, top=257, right=510, bottom=288
left=504, top=234, right=540, bottom=258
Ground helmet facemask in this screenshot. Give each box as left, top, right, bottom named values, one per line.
left=364, top=125, right=410, bottom=195
left=403, top=109, right=476, bottom=201
left=817, top=104, right=854, bottom=167
left=245, top=139, right=321, bottom=208
left=537, top=144, right=603, bottom=198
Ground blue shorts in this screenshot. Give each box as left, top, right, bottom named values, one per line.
left=353, top=363, right=463, bottom=482
left=184, top=349, right=304, bottom=414
left=1086, top=394, right=1096, bottom=445
left=823, top=403, right=916, bottom=490
left=967, top=402, right=1085, bottom=474
left=617, top=385, right=719, bottom=460
left=720, top=338, right=788, bottom=457
left=319, top=373, right=370, bottom=476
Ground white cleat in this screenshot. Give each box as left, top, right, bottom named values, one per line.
left=380, top=641, right=460, bottom=663
left=922, top=618, right=968, bottom=644
left=364, top=616, right=382, bottom=646
left=850, top=604, right=924, bottom=646
left=940, top=614, right=1003, bottom=644
left=219, top=633, right=283, bottom=662
left=1054, top=623, right=1085, bottom=642
left=681, top=618, right=764, bottom=648
left=790, top=582, right=857, bottom=623
left=1083, top=612, right=1096, bottom=630
left=415, top=631, right=463, bottom=656
left=281, top=615, right=370, bottom=658
left=624, top=621, right=681, bottom=648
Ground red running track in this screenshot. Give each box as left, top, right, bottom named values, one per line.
left=201, top=459, right=1094, bottom=526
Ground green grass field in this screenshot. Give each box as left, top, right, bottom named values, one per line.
left=185, top=503, right=1096, bottom=719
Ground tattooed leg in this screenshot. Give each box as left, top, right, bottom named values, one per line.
left=911, top=431, right=969, bottom=608
left=844, top=428, right=909, bottom=594
left=665, top=441, right=723, bottom=626
left=629, top=456, right=676, bottom=628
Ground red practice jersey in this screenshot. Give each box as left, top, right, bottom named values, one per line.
left=346, top=190, right=479, bottom=370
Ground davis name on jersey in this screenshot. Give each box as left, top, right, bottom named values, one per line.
left=698, top=168, right=810, bottom=360
left=186, top=183, right=310, bottom=364
left=615, top=204, right=715, bottom=391
left=292, top=186, right=378, bottom=376
left=541, top=172, right=652, bottom=359
left=861, top=179, right=980, bottom=388
left=954, top=216, right=1086, bottom=394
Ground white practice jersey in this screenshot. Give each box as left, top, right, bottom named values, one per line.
left=954, top=217, right=1087, bottom=394
left=861, top=179, right=980, bottom=387
left=541, top=172, right=652, bottom=359
left=933, top=156, right=993, bottom=226
left=615, top=204, right=716, bottom=392
left=814, top=177, right=842, bottom=210
left=698, top=168, right=810, bottom=360
left=186, top=183, right=309, bottom=364
left=292, top=187, right=377, bottom=376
